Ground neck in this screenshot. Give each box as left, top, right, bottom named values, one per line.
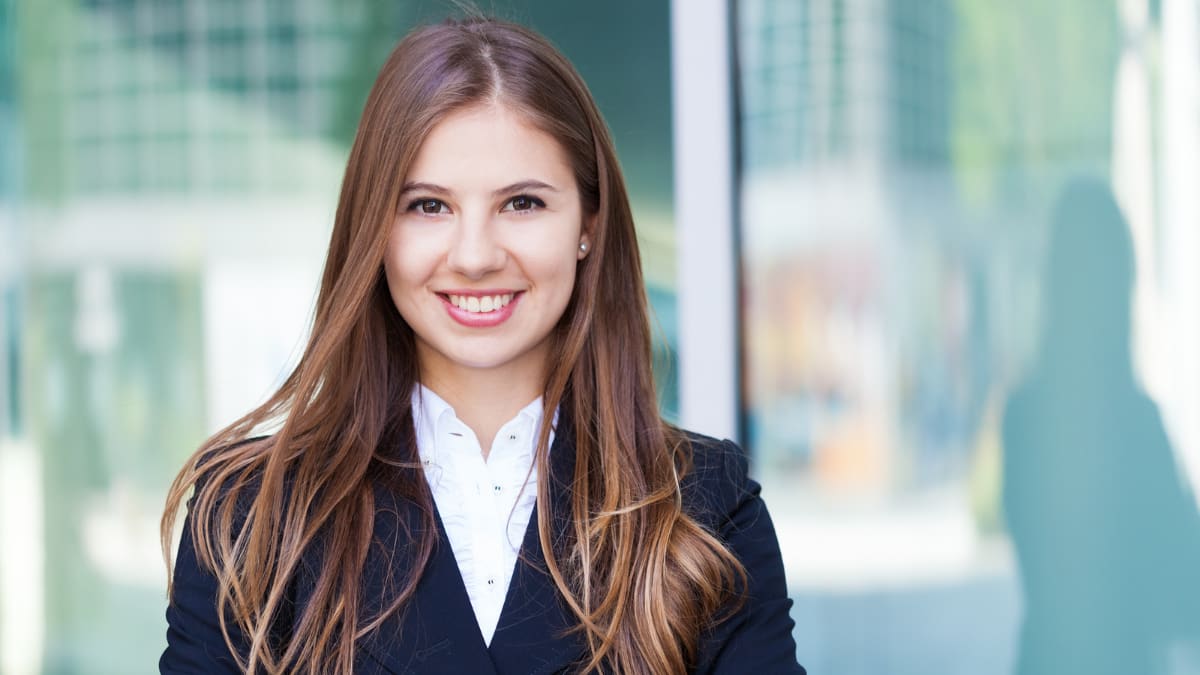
left=418, top=350, right=547, bottom=460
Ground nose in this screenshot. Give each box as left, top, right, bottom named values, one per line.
left=446, top=212, right=507, bottom=280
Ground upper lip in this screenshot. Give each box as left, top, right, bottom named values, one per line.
left=437, top=289, right=523, bottom=297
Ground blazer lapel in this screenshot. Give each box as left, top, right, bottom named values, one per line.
left=355, top=413, right=584, bottom=675
left=487, top=414, right=587, bottom=674
left=356, top=489, right=498, bottom=675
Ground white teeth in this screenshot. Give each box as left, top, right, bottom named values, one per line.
left=448, top=292, right=516, bottom=313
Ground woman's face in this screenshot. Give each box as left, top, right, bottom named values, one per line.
left=385, top=104, right=590, bottom=386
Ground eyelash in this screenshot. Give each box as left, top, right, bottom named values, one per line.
left=405, top=198, right=449, bottom=216
left=404, top=195, right=546, bottom=215
left=503, top=195, right=546, bottom=213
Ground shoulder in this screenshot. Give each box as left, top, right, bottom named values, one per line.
left=192, top=435, right=275, bottom=494
left=673, top=431, right=806, bottom=673
left=674, top=430, right=754, bottom=532
left=173, top=435, right=279, bottom=568
left=163, top=435, right=306, bottom=673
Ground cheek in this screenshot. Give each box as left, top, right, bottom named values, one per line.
left=535, top=249, right=581, bottom=304
left=383, top=237, right=435, bottom=302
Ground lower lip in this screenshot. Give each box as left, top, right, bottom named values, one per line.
left=441, top=292, right=522, bottom=327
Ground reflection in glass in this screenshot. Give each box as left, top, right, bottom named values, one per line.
left=738, top=0, right=1200, bottom=672
left=1003, top=178, right=1200, bottom=674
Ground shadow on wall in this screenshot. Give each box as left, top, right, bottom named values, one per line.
left=1002, top=177, right=1200, bottom=674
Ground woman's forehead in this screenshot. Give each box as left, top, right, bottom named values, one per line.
left=403, top=104, right=575, bottom=195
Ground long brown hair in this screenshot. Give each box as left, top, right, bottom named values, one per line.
left=162, top=15, right=744, bottom=674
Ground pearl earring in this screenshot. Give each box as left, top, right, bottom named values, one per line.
left=579, top=242, right=588, bottom=252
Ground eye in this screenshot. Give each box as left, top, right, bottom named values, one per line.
left=502, top=195, right=546, bottom=213
left=406, top=198, right=450, bottom=215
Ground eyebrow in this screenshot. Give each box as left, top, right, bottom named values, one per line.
left=398, top=179, right=560, bottom=198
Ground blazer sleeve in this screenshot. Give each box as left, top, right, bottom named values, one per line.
left=160, top=501, right=251, bottom=674
left=693, top=438, right=806, bottom=675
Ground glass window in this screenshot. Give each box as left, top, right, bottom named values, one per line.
left=0, top=0, right=677, bottom=670
left=738, top=0, right=1200, bottom=672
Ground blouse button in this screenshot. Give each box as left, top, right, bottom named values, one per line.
left=487, top=578, right=495, bottom=586
left=493, top=485, right=502, bottom=493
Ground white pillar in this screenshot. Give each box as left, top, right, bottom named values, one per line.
left=0, top=439, right=45, bottom=675
left=671, top=0, right=739, bottom=440
left=1160, top=0, right=1200, bottom=496
left=1111, top=0, right=1158, bottom=396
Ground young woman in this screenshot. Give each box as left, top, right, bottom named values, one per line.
left=160, top=15, right=803, bottom=675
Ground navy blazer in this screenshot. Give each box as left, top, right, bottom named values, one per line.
left=161, top=421, right=805, bottom=674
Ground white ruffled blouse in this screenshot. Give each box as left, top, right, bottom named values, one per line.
left=410, top=385, right=554, bottom=646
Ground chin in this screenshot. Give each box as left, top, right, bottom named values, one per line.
left=443, top=348, right=521, bottom=371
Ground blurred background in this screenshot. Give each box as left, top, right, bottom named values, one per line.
left=1, top=0, right=1198, bottom=673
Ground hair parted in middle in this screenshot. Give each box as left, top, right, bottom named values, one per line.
left=161, top=15, right=746, bottom=675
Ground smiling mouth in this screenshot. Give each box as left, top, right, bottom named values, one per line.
left=441, top=292, right=518, bottom=314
